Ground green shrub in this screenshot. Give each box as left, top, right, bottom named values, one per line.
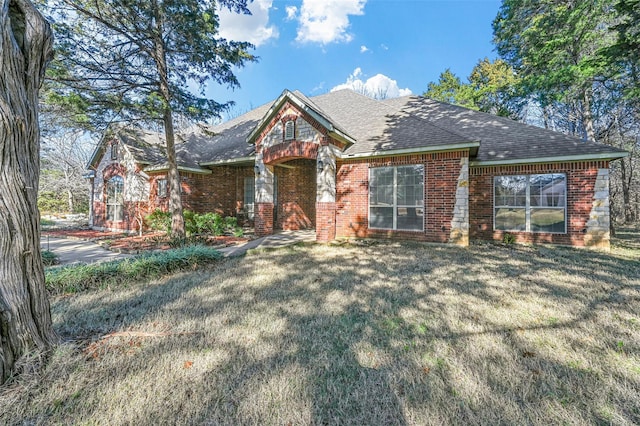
left=45, top=245, right=222, bottom=295
left=503, top=233, right=516, bottom=244
left=145, top=209, right=171, bottom=233
left=42, top=250, right=58, bottom=266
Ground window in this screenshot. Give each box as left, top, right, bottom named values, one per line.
left=110, top=143, right=118, bottom=160
left=244, top=177, right=255, bottom=219
left=369, top=165, right=424, bottom=231
left=284, top=120, right=295, bottom=140
left=157, top=179, right=167, bottom=198
left=106, top=175, right=124, bottom=222
left=494, top=174, right=566, bottom=233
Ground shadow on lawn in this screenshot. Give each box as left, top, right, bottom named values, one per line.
left=45, top=241, right=640, bottom=424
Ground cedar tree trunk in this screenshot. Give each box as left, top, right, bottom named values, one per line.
left=0, top=0, right=57, bottom=384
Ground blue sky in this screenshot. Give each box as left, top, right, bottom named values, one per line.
left=209, top=0, right=502, bottom=119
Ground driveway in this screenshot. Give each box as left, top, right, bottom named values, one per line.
left=41, top=236, right=132, bottom=265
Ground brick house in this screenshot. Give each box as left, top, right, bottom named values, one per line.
left=87, top=89, right=627, bottom=248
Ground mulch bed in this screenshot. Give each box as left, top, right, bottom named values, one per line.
left=42, top=228, right=252, bottom=254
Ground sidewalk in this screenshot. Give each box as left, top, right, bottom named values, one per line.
left=41, top=235, right=132, bottom=265
left=41, top=230, right=316, bottom=265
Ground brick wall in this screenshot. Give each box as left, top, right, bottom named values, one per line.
left=469, top=161, right=609, bottom=246
left=274, top=159, right=316, bottom=230
left=147, top=166, right=254, bottom=220
left=316, top=202, right=336, bottom=242
left=255, top=202, right=274, bottom=236
left=335, top=151, right=467, bottom=242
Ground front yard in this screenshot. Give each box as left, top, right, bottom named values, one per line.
left=1, top=238, right=639, bottom=424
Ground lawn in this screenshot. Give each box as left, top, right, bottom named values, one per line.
left=1, top=238, right=639, bottom=424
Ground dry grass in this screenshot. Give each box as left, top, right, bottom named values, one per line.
left=1, top=236, right=639, bottom=425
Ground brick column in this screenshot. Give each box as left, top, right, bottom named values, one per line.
left=316, top=202, right=336, bottom=242
left=316, top=144, right=337, bottom=242
left=255, top=202, right=274, bottom=237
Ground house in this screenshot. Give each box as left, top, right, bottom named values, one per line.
left=86, top=89, right=628, bottom=249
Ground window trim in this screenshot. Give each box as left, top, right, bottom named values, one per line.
left=493, top=173, right=567, bottom=234
left=243, top=176, right=255, bottom=220
left=368, top=165, right=425, bottom=232
left=284, top=120, right=295, bottom=140
left=110, top=143, right=118, bottom=160
left=106, top=175, right=124, bottom=222
left=157, top=178, right=167, bottom=198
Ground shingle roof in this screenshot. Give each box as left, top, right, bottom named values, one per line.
left=383, top=96, right=627, bottom=163
left=105, top=89, right=627, bottom=170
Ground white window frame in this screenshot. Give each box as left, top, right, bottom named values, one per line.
left=243, top=176, right=255, bottom=220
left=110, top=143, right=118, bottom=160
left=284, top=120, right=295, bottom=140
left=157, top=178, right=167, bottom=198
left=493, top=173, right=567, bottom=234
left=368, top=165, right=424, bottom=232
left=106, top=175, right=124, bottom=222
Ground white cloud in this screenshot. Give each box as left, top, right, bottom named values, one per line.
left=218, top=0, right=278, bottom=47
left=294, top=0, right=366, bottom=44
left=285, top=5, right=298, bottom=20
left=331, top=68, right=412, bottom=100
left=360, top=45, right=369, bottom=53
left=380, top=43, right=389, bottom=50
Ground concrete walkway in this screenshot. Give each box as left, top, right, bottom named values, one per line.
left=41, top=230, right=316, bottom=265
left=41, top=236, right=132, bottom=265
left=218, top=229, right=316, bottom=257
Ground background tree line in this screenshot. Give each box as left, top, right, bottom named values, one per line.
left=425, top=0, right=639, bottom=228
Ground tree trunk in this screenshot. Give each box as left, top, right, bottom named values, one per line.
left=582, top=88, right=596, bottom=142
left=153, top=3, right=184, bottom=239
left=0, top=0, right=57, bottom=384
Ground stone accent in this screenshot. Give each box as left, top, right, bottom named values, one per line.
left=255, top=202, right=274, bottom=236
left=449, top=157, right=469, bottom=246
left=584, top=168, right=610, bottom=249
left=316, top=202, right=336, bottom=242
left=255, top=154, right=275, bottom=204
left=316, top=144, right=337, bottom=203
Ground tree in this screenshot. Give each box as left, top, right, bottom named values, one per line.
left=39, top=128, right=92, bottom=214
left=45, top=0, right=256, bottom=238
left=424, top=60, right=523, bottom=119
left=0, top=0, right=57, bottom=384
left=424, top=69, right=476, bottom=108
left=493, top=0, right=617, bottom=141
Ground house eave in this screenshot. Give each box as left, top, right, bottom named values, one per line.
left=469, top=152, right=629, bottom=167
left=200, top=156, right=256, bottom=166
left=246, top=89, right=356, bottom=146
left=143, top=165, right=212, bottom=174
left=341, top=142, right=480, bottom=160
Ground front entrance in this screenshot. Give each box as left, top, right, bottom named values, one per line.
left=273, top=159, right=316, bottom=230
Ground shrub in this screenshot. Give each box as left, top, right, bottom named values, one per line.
left=145, top=209, right=171, bottom=233
left=45, top=245, right=222, bottom=295
left=42, top=250, right=58, bottom=266
left=503, top=233, right=516, bottom=244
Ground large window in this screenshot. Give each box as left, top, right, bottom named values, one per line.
left=494, top=174, right=566, bottom=233
left=244, top=177, right=255, bottom=220
left=369, top=165, right=424, bottom=231
left=106, top=175, right=124, bottom=222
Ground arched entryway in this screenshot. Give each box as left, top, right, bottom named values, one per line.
left=273, top=159, right=316, bottom=231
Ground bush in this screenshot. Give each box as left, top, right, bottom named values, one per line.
left=145, top=209, right=171, bottom=233
left=45, top=245, right=222, bottom=295
left=42, top=250, right=58, bottom=266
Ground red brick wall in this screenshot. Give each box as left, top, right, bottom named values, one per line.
left=255, top=202, right=274, bottom=236
left=263, top=141, right=319, bottom=165
left=469, top=161, right=609, bottom=246
left=335, top=151, right=467, bottom=242
left=316, top=202, right=336, bottom=242
left=148, top=166, right=254, bottom=219
left=274, top=160, right=316, bottom=230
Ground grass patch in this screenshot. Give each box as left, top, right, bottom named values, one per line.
left=45, top=245, right=222, bottom=295
left=2, top=239, right=639, bottom=424
left=41, top=250, right=58, bottom=266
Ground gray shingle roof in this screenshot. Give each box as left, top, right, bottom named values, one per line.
left=105, top=89, right=626, bottom=170
left=383, top=96, right=627, bottom=163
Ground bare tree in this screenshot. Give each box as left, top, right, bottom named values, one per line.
left=0, top=0, right=57, bottom=384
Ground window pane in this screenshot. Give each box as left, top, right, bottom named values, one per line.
left=370, top=167, right=394, bottom=206
left=107, top=205, right=114, bottom=222
left=531, top=208, right=565, bottom=233
left=494, top=208, right=526, bottom=231
left=397, top=207, right=423, bottom=231
left=370, top=207, right=393, bottom=229
left=495, top=175, right=526, bottom=207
